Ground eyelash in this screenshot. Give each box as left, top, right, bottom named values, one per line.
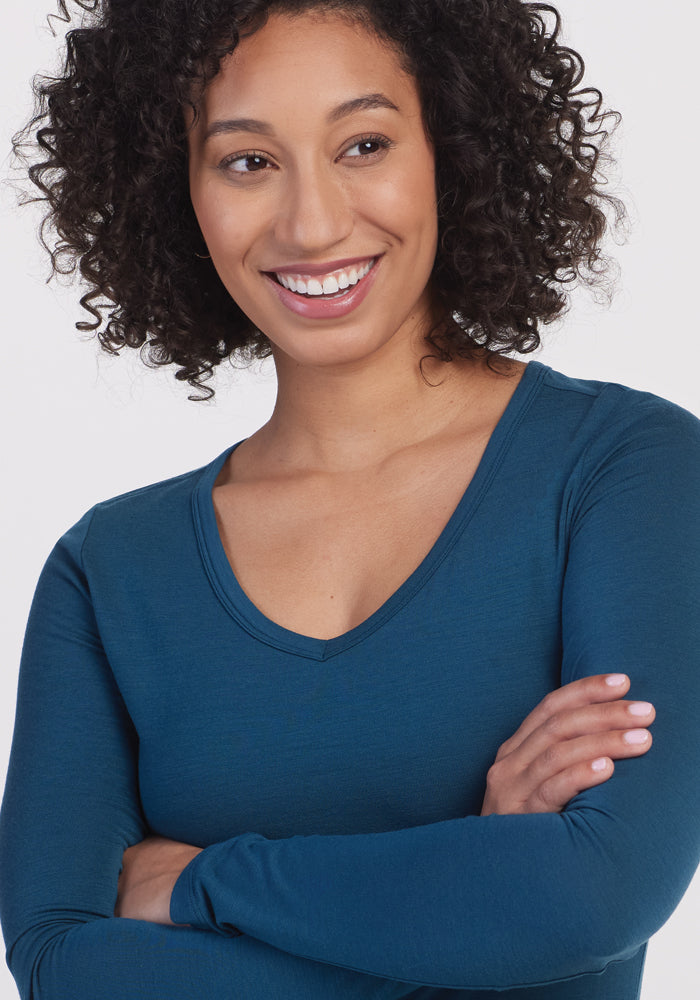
left=341, top=133, right=395, bottom=161
left=219, top=133, right=395, bottom=176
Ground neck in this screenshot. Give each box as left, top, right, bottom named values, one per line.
left=251, top=330, right=492, bottom=474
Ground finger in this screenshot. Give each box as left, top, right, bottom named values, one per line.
left=525, top=726, right=653, bottom=790
left=512, top=698, right=655, bottom=770
left=498, top=674, right=632, bottom=757
left=527, top=758, right=616, bottom=814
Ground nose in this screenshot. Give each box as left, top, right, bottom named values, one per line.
left=272, top=160, right=354, bottom=256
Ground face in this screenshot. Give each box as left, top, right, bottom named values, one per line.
left=187, top=10, right=439, bottom=371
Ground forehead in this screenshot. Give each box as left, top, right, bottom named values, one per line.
left=199, top=11, right=421, bottom=122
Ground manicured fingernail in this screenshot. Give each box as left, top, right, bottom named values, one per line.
left=628, top=701, right=653, bottom=717
left=606, top=674, right=628, bottom=686
left=623, top=729, right=650, bottom=745
left=591, top=758, right=609, bottom=772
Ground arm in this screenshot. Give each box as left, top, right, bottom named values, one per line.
left=0, top=516, right=420, bottom=1000
left=168, top=399, right=700, bottom=990
left=118, top=671, right=657, bottom=919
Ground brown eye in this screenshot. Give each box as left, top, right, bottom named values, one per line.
left=223, top=152, right=272, bottom=174
left=346, top=140, right=382, bottom=156
left=342, top=135, right=394, bottom=160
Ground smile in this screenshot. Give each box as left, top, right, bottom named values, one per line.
left=268, top=257, right=378, bottom=299
left=264, top=255, right=382, bottom=319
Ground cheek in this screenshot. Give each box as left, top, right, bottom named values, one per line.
left=192, top=182, right=234, bottom=249
left=356, top=157, right=437, bottom=247
left=191, top=185, right=277, bottom=322
left=192, top=184, right=261, bottom=282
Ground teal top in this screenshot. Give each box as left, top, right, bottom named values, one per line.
left=2, top=361, right=699, bottom=1000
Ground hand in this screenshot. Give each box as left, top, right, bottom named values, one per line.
left=480, top=673, right=654, bottom=816
left=114, top=835, right=203, bottom=924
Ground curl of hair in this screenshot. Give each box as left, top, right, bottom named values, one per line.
left=15, top=0, right=625, bottom=398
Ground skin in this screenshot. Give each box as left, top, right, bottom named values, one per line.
left=187, top=9, right=439, bottom=373
left=115, top=11, right=654, bottom=925
left=187, top=9, right=528, bottom=641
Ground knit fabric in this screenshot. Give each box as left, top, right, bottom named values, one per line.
left=2, top=361, right=699, bottom=999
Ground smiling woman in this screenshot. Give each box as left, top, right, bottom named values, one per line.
left=10, top=0, right=622, bottom=399
left=1, top=2, right=699, bottom=1000
left=186, top=12, right=438, bottom=365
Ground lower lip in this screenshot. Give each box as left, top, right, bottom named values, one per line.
left=264, top=258, right=381, bottom=320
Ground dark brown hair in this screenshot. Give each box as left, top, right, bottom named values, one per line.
left=16, top=0, right=625, bottom=397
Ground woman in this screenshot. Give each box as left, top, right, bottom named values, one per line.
left=1, top=1, right=698, bottom=998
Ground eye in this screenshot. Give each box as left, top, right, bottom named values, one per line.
left=342, top=134, right=394, bottom=161
left=220, top=152, right=275, bottom=175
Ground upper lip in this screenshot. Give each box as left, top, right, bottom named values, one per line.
left=265, top=255, right=380, bottom=277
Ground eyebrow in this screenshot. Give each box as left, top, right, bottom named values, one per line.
left=203, top=92, right=400, bottom=142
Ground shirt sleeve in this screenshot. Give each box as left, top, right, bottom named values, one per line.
left=0, top=515, right=418, bottom=1000
left=169, top=395, right=700, bottom=991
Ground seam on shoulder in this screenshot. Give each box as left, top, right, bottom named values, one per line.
left=91, top=467, right=203, bottom=512
left=600, top=380, right=700, bottom=435
left=78, top=505, right=99, bottom=572
left=540, top=369, right=608, bottom=398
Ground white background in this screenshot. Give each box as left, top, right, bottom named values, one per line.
left=1, top=2, right=698, bottom=997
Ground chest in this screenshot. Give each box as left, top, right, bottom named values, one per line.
left=103, top=443, right=569, bottom=844
left=127, top=518, right=564, bottom=844
left=212, top=436, right=490, bottom=640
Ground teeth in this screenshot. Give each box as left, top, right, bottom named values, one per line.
left=275, top=259, right=374, bottom=296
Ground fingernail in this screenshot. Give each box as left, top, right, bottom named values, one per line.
left=628, top=701, right=653, bottom=717
left=623, top=729, right=650, bottom=745
left=606, top=674, right=628, bottom=686
left=591, top=758, right=609, bottom=772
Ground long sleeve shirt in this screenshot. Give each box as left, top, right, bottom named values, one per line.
left=1, top=361, right=699, bottom=999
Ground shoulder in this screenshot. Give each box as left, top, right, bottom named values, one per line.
left=524, top=364, right=700, bottom=528
left=529, top=361, right=700, bottom=455
left=52, top=446, right=235, bottom=572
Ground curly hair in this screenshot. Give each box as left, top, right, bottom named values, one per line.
left=15, top=0, right=625, bottom=398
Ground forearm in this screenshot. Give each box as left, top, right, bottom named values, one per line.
left=7, top=917, right=415, bottom=1000
left=170, top=398, right=700, bottom=990
left=170, top=791, right=694, bottom=990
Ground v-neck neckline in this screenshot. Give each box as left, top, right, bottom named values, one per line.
left=192, top=360, right=548, bottom=661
